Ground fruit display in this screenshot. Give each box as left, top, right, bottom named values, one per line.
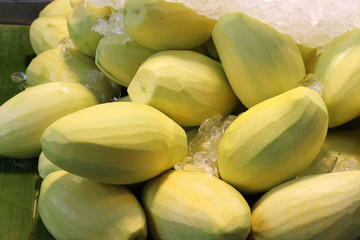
left=1, top=0, right=360, bottom=239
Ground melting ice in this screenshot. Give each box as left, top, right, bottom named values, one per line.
left=174, top=114, right=237, bottom=177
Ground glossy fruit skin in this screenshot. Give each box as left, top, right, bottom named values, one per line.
left=143, top=170, right=251, bottom=240
left=41, top=102, right=187, bottom=185
left=0, top=82, right=98, bottom=158
left=250, top=171, right=360, bottom=240
left=213, top=12, right=305, bottom=108
left=218, top=87, right=328, bottom=194
left=39, top=171, right=147, bottom=240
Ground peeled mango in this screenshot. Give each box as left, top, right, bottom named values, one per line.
left=212, top=12, right=305, bottom=108
left=314, top=28, right=360, bottom=127
left=217, top=87, right=328, bottom=194
left=95, top=34, right=158, bottom=87
left=39, top=170, right=147, bottom=240
left=41, top=102, right=187, bottom=184
left=143, top=170, right=251, bottom=240
left=128, top=50, right=239, bottom=126
left=67, top=0, right=111, bottom=57
left=29, top=16, right=69, bottom=55
left=250, top=171, right=360, bottom=240
left=39, top=0, right=72, bottom=17
left=25, top=46, right=120, bottom=102
left=0, top=82, right=98, bottom=158
left=124, top=0, right=216, bottom=50
left=25, top=47, right=99, bottom=86
left=38, top=151, right=62, bottom=179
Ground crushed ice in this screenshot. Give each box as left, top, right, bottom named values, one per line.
left=80, top=70, right=121, bottom=103
left=297, top=148, right=338, bottom=177
left=10, top=72, right=28, bottom=91
left=86, top=0, right=125, bottom=9
left=298, top=74, right=323, bottom=96
left=166, top=0, right=360, bottom=47
left=174, top=114, right=237, bottom=177
left=92, top=10, right=131, bottom=42
left=332, top=156, right=360, bottom=172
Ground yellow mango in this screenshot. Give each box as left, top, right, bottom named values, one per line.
left=314, top=29, right=360, bottom=127
left=212, top=12, right=305, bottom=108
left=0, top=82, right=98, bottom=158
left=39, top=171, right=147, bottom=240
left=128, top=50, right=239, bottom=126
left=124, top=0, right=216, bottom=50
left=218, top=87, right=328, bottom=194
left=29, top=16, right=69, bottom=55
left=250, top=171, right=360, bottom=240
left=95, top=35, right=158, bottom=87
left=41, top=102, right=187, bottom=184
left=143, top=170, right=251, bottom=240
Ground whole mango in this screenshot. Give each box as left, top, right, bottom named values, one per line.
left=41, top=102, right=187, bottom=184
left=314, top=28, right=360, bottom=127
left=124, top=0, right=216, bottom=50
left=39, top=170, right=147, bottom=240
left=218, top=87, right=328, bottom=194
left=212, top=12, right=305, bottom=108
left=0, top=82, right=97, bottom=158
left=128, top=50, right=239, bottom=126
left=143, top=170, right=251, bottom=240
left=250, top=171, right=360, bottom=240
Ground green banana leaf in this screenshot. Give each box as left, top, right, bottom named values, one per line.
left=0, top=24, right=54, bottom=240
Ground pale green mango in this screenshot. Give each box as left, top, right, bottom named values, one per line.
left=314, top=29, right=360, bottom=127
left=218, top=87, right=328, bottom=194
left=67, top=0, right=111, bottom=57
left=41, top=102, right=187, bottom=184
left=0, top=82, right=98, bottom=158
left=25, top=47, right=120, bottom=103
left=95, top=34, right=158, bottom=87
left=39, top=0, right=72, bottom=17
left=124, top=0, right=216, bottom=50
left=39, top=171, right=147, bottom=240
left=250, top=171, right=360, bottom=240
left=38, top=151, right=62, bottom=179
left=29, top=16, right=69, bottom=55
left=128, top=50, right=239, bottom=126
left=26, top=47, right=98, bottom=86
left=212, top=12, right=305, bottom=108
left=143, top=170, right=251, bottom=240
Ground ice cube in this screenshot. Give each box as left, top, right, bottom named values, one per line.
left=80, top=70, right=121, bottom=103
left=10, top=72, right=28, bottom=91
left=298, top=74, right=323, bottom=96
left=297, top=148, right=338, bottom=177
left=86, top=0, right=125, bottom=9
left=176, top=114, right=237, bottom=177
left=92, top=11, right=131, bottom=41
left=332, top=156, right=360, bottom=172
